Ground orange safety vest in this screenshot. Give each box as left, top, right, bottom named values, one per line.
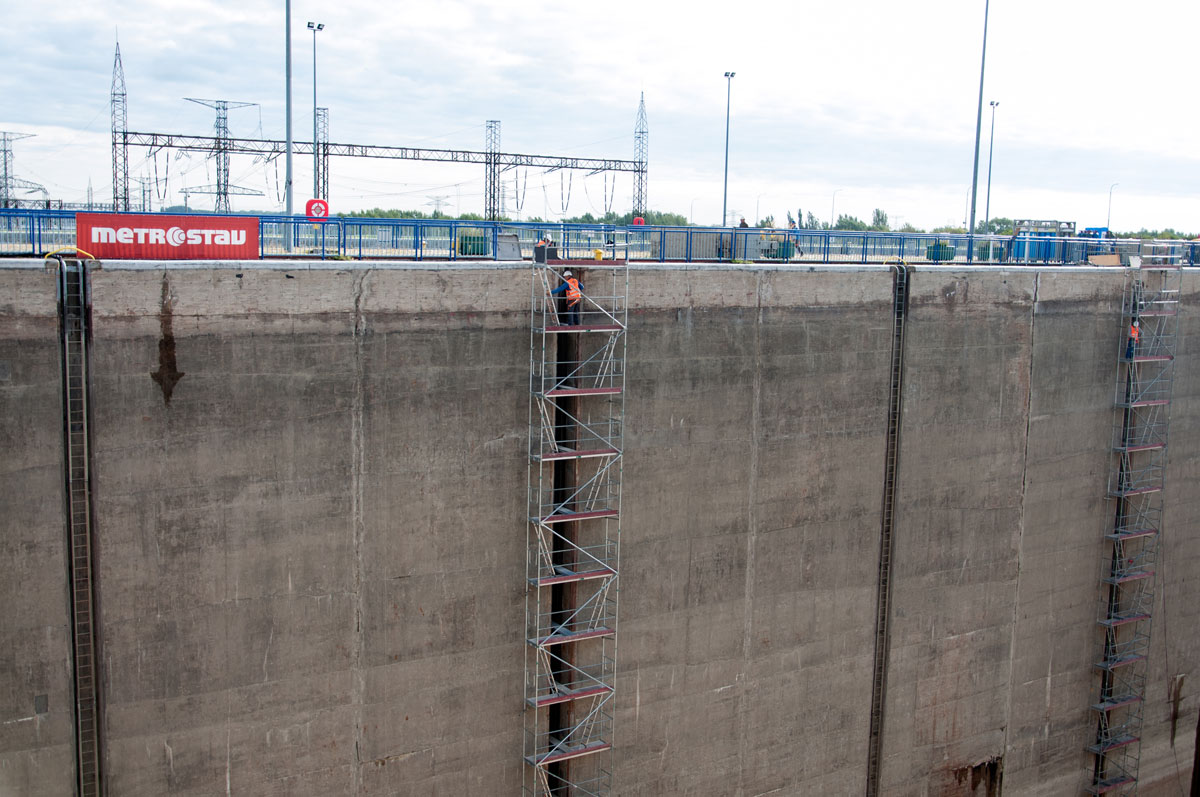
left=566, top=277, right=581, bottom=303
left=1130, top=322, right=1140, bottom=341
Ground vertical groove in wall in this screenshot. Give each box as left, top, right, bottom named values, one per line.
left=1191, top=708, right=1200, bottom=796
left=735, top=273, right=765, bottom=787
left=1001, top=272, right=1040, bottom=783
left=865, top=265, right=909, bottom=797
left=350, top=270, right=370, bottom=792
left=547, top=326, right=580, bottom=794
left=59, top=258, right=103, bottom=796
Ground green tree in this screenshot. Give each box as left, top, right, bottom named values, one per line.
left=756, top=214, right=775, bottom=228
left=870, top=209, right=889, bottom=231
left=975, top=216, right=1012, bottom=235
left=834, top=214, right=868, bottom=231
left=805, top=211, right=821, bottom=230
left=898, top=222, right=924, bottom=233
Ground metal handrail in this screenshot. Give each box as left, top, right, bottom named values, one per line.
left=7, top=208, right=1200, bottom=264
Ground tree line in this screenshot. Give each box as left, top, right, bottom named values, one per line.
left=310, top=206, right=1197, bottom=239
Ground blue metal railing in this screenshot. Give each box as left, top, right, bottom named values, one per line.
left=2, top=208, right=1197, bottom=266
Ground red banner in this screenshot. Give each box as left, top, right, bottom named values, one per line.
left=76, top=213, right=259, bottom=260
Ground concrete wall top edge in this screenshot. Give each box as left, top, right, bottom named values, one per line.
left=10, top=259, right=1193, bottom=274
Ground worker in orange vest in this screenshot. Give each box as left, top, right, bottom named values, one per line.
left=550, top=269, right=584, bottom=325
left=1126, top=319, right=1140, bottom=360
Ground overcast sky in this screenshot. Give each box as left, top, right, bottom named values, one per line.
left=3, top=0, right=1198, bottom=231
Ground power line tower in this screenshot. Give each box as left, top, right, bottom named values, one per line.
left=316, top=106, right=329, bottom=200
left=485, top=120, right=501, bottom=221
left=184, top=98, right=257, bottom=213
left=111, top=41, right=130, bottom=212
left=632, top=93, right=648, bottom=217
left=0, top=132, right=46, bottom=208
left=131, top=176, right=153, bottom=213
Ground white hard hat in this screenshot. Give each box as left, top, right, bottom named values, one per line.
left=563, top=270, right=572, bottom=277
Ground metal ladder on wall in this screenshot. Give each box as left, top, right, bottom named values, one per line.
left=58, top=257, right=103, bottom=796
left=1086, top=248, right=1181, bottom=795
left=865, top=262, right=908, bottom=797
left=524, top=256, right=628, bottom=796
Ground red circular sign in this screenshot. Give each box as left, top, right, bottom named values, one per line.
left=306, top=198, right=330, bottom=220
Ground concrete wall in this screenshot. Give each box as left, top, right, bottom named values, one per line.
left=0, top=261, right=1196, bottom=795
left=0, top=268, right=76, bottom=796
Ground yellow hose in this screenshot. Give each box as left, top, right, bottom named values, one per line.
left=43, top=247, right=98, bottom=261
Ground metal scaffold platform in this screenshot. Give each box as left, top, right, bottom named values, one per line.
left=524, top=255, right=628, bottom=796
left=1086, top=247, right=1181, bottom=795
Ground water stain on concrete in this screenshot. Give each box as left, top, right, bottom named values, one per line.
left=149, top=274, right=185, bottom=404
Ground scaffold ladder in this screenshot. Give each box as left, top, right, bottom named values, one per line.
left=525, top=258, right=627, bottom=796
left=1087, top=248, right=1181, bottom=795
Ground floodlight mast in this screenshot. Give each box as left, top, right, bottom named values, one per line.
left=722, top=71, right=735, bottom=228
left=308, top=21, right=324, bottom=200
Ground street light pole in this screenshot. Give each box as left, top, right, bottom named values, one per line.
left=1107, top=183, right=1119, bottom=231
left=968, top=0, right=990, bottom=262
left=308, top=21, right=324, bottom=201
left=984, top=100, right=998, bottom=231
left=284, top=0, right=293, bottom=217
left=722, top=71, right=735, bottom=227
left=830, top=189, right=841, bottom=230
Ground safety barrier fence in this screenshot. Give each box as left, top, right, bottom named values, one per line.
left=4, top=209, right=1198, bottom=266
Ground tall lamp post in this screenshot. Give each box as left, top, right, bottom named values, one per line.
left=968, top=0, right=991, bottom=261
left=308, top=21, right=324, bottom=200
left=984, top=100, right=999, bottom=232
left=285, top=0, right=293, bottom=217
left=722, top=71, right=735, bottom=227
left=1107, top=183, right=1119, bottom=231
left=830, top=189, right=841, bottom=230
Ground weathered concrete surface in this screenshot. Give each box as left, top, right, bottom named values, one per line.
left=881, top=269, right=1042, bottom=794
left=86, top=265, right=530, bottom=795
left=0, top=268, right=77, bottom=796
left=1139, top=270, right=1200, bottom=797
left=617, top=267, right=892, bottom=795
left=997, top=271, right=1124, bottom=796
left=0, top=260, right=1196, bottom=795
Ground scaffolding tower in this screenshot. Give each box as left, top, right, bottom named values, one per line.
left=1087, top=248, right=1182, bottom=795
left=525, top=253, right=628, bottom=796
